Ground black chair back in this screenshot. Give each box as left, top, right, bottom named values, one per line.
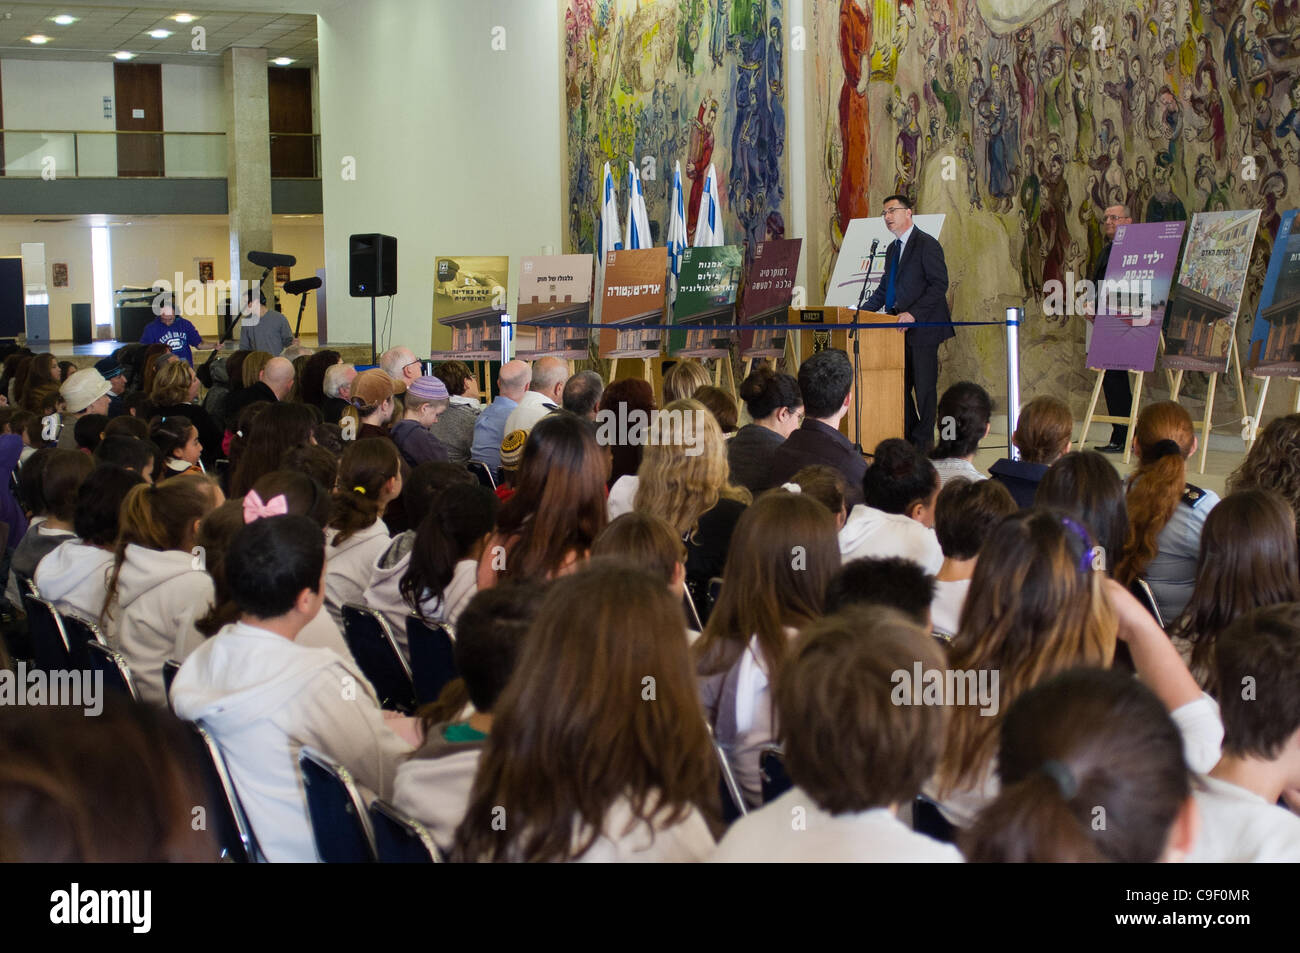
left=189, top=723, right=259, bottom=862
left=22, top=594, right=72, bottom=671
left=340, top=604, right=416, bottom=712
left=299, top=746, right=377, bottom=863
left=85, top=641, right=140, bottom=701
left=369, top=799, right=440, bottom=863
left=1131, top=578, right=1165, bottom=628
left=406, top=615, right=458, bottom=705
left=759, top=745, right=793, bottom=803
left=467, top=461, right=496, bottom=489
left=61, top=614, right=107, bottom=670
left=163, top=659, right=182, bottom=705
left=912, top=795, right=958, bottom=844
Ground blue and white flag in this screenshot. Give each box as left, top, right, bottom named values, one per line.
left=599, top=161, right=622, bottom=258
left=694, top=162, right=722, bottom=247
left=624, top=161, right=652, bottom=251
left=666, top=160, right=688, bottom=300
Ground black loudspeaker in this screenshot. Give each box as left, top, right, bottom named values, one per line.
left=349, top=233, right=397, bottom=297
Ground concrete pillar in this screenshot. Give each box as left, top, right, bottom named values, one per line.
left=224, top=47, right=273, bottom=317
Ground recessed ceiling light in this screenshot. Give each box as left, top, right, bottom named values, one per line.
left=113, top=51, right=136, bottom=60
left=272, top=57, right=295, bottom=66
left=148, top=29, right=173, bottom=39
left=171, top=13, right=196, bottom=24
left=26, top=34, right=51, bottom=44
left=51, top=15, right=78, bottom=26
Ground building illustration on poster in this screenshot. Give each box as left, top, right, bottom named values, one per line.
left=674, top=245, right=742, bottom=356
left=516, top=254, right=595, bottom=360
left=600, top=247, right=669, bottom=359
left=432, top=256, right=509, bottom=359
left=738, top=238, right=801, bottom=357
left=1163, top=211, right=1261, bottom=374
left=1086, top=220, right=1185, bottom=373
left=1248, top=210, right=1300, bottom=376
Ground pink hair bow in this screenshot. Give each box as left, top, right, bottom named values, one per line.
left=243, top=490, right=289, bottom=523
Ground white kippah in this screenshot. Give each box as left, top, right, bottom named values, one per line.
left=781, top=482, right=802, bottom=494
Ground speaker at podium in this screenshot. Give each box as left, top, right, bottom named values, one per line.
left=790, top=307, right=905, bottom=457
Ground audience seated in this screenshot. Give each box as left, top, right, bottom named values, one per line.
left=452, top=561, right=717, bottom=862
left=150, top=360, right=222, bottom=469
left=1228, top=412, right=1300, bottom=552
left=729, top=366, right=803, bottom=495
left=989, top=395, right=1072, bottom=507
left=694, top=491, right=839, bottom=807
left=930, top=478, right=1017, bottom=638
left=504, top=356, right=566, bottom=435
left=694, top=385, right=738, bottom=436
left=786, top=465, right=848, bottom=530
left=840, top=438, right=943, bottom=572
left=471, top=359, right=530, bottom=471
left=1114, top=401, right=1220, bottom=623
left=228, top=402, right=317, bottom=498
left=561, top=370, right=604, bottom=421
left=930, top=382, right=992, bottom=487
left=663, top=359, right=711, bottom=404
left=390, top=375, right=452, bottom=467
left=150, top=415, right=204, bottom=479
left=172, top=515, right=413, bottom=862
left=1034, top=450, right=1129, bottom=570
left=392, top=582, right=545, bottom=852
left=1187, top=604, right=1300, bottom=862
left=596, top=377, right=656, bottom=486
left=713, top=606, right=963, bottom=863
left=824, top=556, right=935, bottom=628
left=430, top=360, right=484, bottom=463
left=591, top=512, right=688, bottom=607
left=320, top=362, right=358, bottom=425
left=768, top=349, right=865, bottom=505
left=8, top=449, right=91, bottom=603
left=323, top=438, right=402, bottom=629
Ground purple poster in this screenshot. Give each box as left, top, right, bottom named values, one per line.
left=1085, top=221, right=1185, bottom=373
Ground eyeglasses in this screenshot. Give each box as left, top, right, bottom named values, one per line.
left=882, top=206, right=908, bottom=216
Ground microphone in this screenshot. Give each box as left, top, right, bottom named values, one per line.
left=247, top=250, right=297, bottom=269
left=283, top=276, right=322, bottom=295
left=855, top=239, right=879, bottom=312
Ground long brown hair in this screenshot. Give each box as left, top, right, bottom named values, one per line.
left=936, top=509, right=1116, bottom=798
left=693, top=491, right=839, bottom=682
left=1114, top=401, right=1195, bottom=585
left=328, top=437, right=399, bottom=546
left=151, top=360, right=196, bottom=407
left=1171, top=489, right=1300, bottom=693
left=17, top=353, right=58, bottom=411
left=101, top=475, right=222, bottom=627
left=493, top=413, right=607, bottom=582
left=1228, top=412, right=1300, bottom=548
left=451, top=560, right=717, bottom=862
left=228, top=402, right=317, bottom=497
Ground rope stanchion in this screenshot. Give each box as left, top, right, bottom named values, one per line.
left=503, top=319, right=1010, bottom=332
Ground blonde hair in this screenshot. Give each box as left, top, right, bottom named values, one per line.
left=633, top=399, right=750, bottom=539
left=663, top=360, right=711, bottom=404
left=241, top=351, right=272, bottom=388
left=150, top=360, right=196, bottom=406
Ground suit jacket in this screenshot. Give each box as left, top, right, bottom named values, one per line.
left=768, top=419, right=867, bottom=508
left=863, top=226, right=954, bottom=349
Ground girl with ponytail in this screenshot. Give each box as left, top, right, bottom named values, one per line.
left=964, top=667, right=1197, bottom=863
left=100, top=474, right=224, bottom=706
left=1114, top=401, right=1220, bottom=622
left=364, top=483, right=498, bottom=656
left=322, top=437, right=402, bottom=628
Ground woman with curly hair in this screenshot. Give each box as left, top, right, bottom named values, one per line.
left=1228, top=412, right=1300, bottom=551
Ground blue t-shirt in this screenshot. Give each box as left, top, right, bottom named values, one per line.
left=140, top=317, right=203, bottom=364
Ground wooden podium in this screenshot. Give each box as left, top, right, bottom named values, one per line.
left=789, top=307, right=905, bottom=455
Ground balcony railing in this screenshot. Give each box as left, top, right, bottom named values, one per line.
left=0, top=129, right=320, bottom=179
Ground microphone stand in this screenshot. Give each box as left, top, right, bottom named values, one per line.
left=849, top=239, right=880, bottom=455
left=217, top=267, right=271, bottom=348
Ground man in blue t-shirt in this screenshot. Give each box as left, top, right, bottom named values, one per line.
left=139, top=292, right=205, bottom=364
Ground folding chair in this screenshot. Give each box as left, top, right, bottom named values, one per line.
left=708, top=721, right=748, bottom=825
left=340, top=604, right=416, bottom=712
left=299, top=746, right=377, bottom=863
left=1131, top=578, right=1165, bottom=629
left=85, top=640, right=140, bottom=701
left=189, top=723, right=261, bottom=862
left=21, top=594, right=72, bottom=671
left=406, top=615, right=458, bottom=706
left=912, top=795, right=958, bottom=844
left=759, top=744, right=793, bottom=804
left=369, top=799, right=441, bottom=863
left=467, top=461, right=496, bottom=490
left=163, top=659, right=182, bottom=706
left=682, top=587, right=704, bottom=632
left=61, top=614, right=108, bottom=671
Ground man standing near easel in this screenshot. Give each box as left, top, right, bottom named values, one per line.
left=1089, top=204, right=1133, bottom=452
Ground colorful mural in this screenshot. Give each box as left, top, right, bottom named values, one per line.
left=563, top=0, right=788, bottom=271
left=807, top=0, right=1300, bottom=407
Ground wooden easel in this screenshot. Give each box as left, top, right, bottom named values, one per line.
left=1167, top=334, right=1250, bottom=474
left=712, top=352, right=738, bottom=402
left=1245, top=373, right=1300, bottom=447
left=1080, top=367, right=1144, bottom=465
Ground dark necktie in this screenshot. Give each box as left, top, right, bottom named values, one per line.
left=885, top=240, right=901, bottom=312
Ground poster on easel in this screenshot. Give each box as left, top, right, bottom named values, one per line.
left=672, top=245, right=742, bottom=357
left=599, top=247, right=668, bottom=359
left=1246, top=210, right=1300, bottom=376
left=824, top=215, right=946, bottom=308
left=1086, top=221, right=1185, bottom=372
left=515, top=254, right=594, bottom=361
left=1162, top=210, right=1261, bottom=373
left=432, top=255, right=509, bottom=359
left=738, top=237, right=801, bottom=358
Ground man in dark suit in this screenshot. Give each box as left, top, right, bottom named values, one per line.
left=862, top=194, right=954, bottom=451
left=768, top=348, right=866, bottom=507
left=1088, top=204, right=1133, bottom=453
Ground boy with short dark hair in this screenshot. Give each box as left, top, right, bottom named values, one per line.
left=825, top=556, right=934, bottom=627
left=839, top=438, right=943, bottom=572
left=712, top=605, right=962, bottom=862
left=1187, top=603, right=1300, bottom=861
left=930, top=478, right=1017, bottom=638
left=172, top=515, right=414, bottom=862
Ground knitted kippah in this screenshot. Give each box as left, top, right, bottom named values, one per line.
left=500, top=429, right=528, bottom=470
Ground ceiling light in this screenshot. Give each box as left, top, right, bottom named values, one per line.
left=148, top=29, right=173, bottom=39
left=171, top=13, right=196, bottom=24
left=26, top=34, right=51, bottom=44
left=272, top=57, right=295, bottom=66
left=113, top=51, right=136, bottom=60
left=52, top=15, right=78, bottom=26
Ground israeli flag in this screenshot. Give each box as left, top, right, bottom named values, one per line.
left=599, top=162, right=622, bottom=257
left=694, top=162, right=722, bottom=247
left=624, top=161, right=652, bottom=251
left=666, top=161, right=688, bottom=300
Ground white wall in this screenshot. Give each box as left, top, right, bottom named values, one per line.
left=0, top=223, right=94, bottom=339
left=162, top=64, right=226, bottom=176
left=1, top=60, right=117, bottom=176
left=318, top=0, right=563, bottom=351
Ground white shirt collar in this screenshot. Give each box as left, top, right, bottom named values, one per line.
left=894, top=224, right=915, bottom=250
left=449, top=394, right=481, bottom=407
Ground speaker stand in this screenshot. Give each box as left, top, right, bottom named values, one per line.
left=370, top=296, right=378, bottom=365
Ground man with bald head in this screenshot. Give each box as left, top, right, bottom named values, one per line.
left=379, top=346, right=422, bottom=388
left=261, top=357, right=296, bottom=402
left=471, top=358, right=531, bottom=471
left=504, top=356, right=567, bottom=436
left=1089, top=203, right=1134, bottom=452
